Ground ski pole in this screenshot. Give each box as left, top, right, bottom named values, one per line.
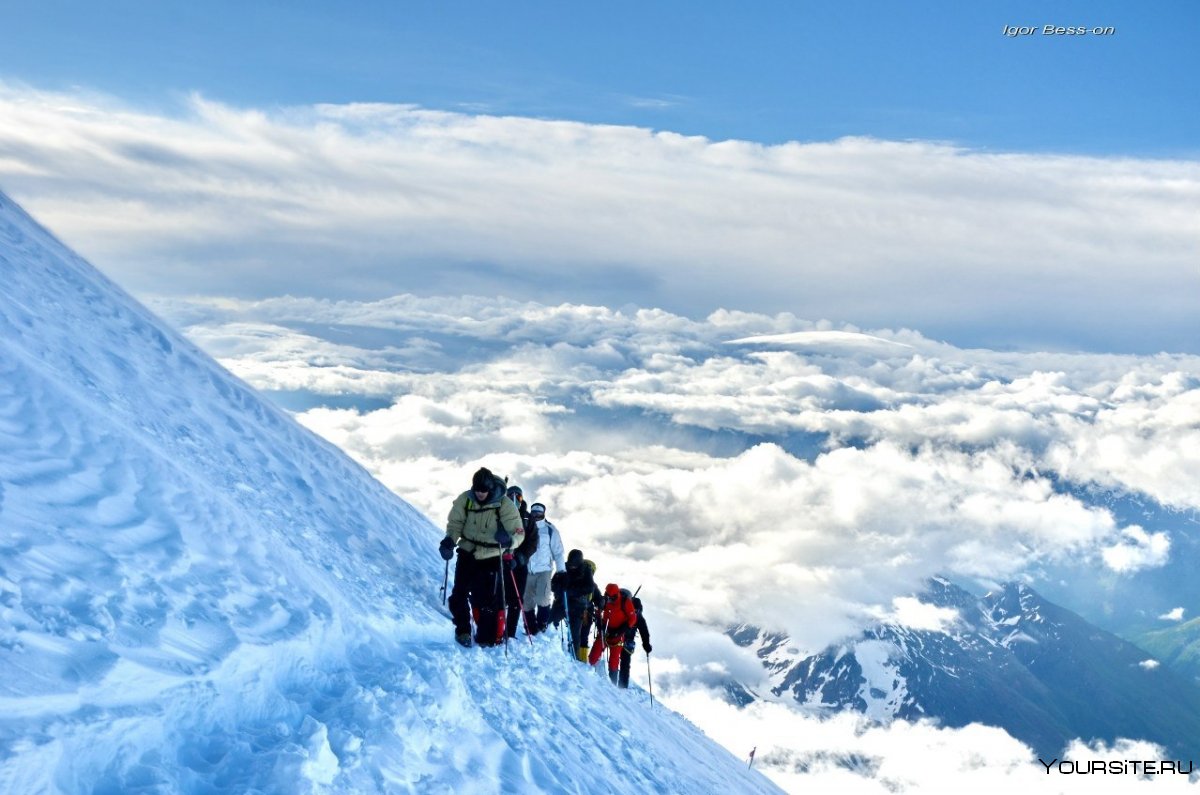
left=497, top=561, right=509, bottom=657
left=508, top=565, right=534, bottom=646
left=592, top=614, right=610, bottom=676
left=440, top=559, right=449, bottom=605
left=646, top=650, right=654, bottom=708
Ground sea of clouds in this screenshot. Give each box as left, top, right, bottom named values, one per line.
left=143, top=293, right=1199, bottom=656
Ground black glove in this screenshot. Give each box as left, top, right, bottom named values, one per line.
left=495, top=527, right=513, bottom=548
left=624, top=638, right=636, bottom=653
left=438, top=537, right=454, bottom=561
left=550, top=572, right=565, bottom=591
left=643, top=642, right=652, bottom=654
left=513, top=551, right=527, bottom=568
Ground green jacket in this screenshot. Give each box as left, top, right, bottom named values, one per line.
left=445, top=490, right=524, bottom=561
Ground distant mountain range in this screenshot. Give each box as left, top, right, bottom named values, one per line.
left=1032, top=487, right=1200, bottom=641
left=730, top=579, right=1200, bottom=758
left=1139, top=619, right=1200, bottom=684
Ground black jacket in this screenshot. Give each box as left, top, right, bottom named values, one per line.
left=554, top=563, right=601, bottom=613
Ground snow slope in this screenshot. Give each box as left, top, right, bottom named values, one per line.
left=0, top=190, right=782, bottom=794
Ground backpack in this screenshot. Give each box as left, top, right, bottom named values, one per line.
left=622, top=589, right=643, bottom=623
left=618, top=588, right=637, bottom=617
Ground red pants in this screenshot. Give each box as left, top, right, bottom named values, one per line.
left=588, top=633, right=624, bottom=670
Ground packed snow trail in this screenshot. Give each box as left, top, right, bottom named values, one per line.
left=0, top=191, right=783, bottom=794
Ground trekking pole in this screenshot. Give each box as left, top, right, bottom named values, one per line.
left=508, top=565, right=534, bottom=647
left=593, top=615, right=609, bottom=677
left=646, top=650, right=654, bottom=708
left=497, top=562, right=509, bottom=657
left=440, top=559, right=449, bottom=605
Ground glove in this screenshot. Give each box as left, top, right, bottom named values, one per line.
left=624, top=638, right=636, bottom=653
left=495, top=527, right=513, bottom=548
left=513, top=551, right=527, bottom=568
left=550, top=572, right=565, bottom=591
left=643, top=642, right=652, bottom=654
left=438, top=537, right=454, bottom=561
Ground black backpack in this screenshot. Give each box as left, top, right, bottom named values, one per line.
left=621, top=589, right=644, bottom=620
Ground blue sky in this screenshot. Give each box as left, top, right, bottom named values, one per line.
left=5, top=0, right=1197, bottom=155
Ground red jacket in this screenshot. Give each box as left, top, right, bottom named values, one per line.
left=598, top=583, right=638, bottom=636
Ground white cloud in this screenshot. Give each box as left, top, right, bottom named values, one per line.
left=2, top=82, right=1199, bottom=352
left=1140, top=659, right=1162, bottom=670
left=876, top=596, right=962, bottom=633
left=1101, top=526, right=1172, bottom=574
left=655, top=685, right=1197, bottom=794
left=728, top=330, right=914, bottom=356
left=1044, top=380, right=1200, bottom=510
left=1159, top=607, right=1185, bottom=622
left=144, top=294, right=1200, bottom=660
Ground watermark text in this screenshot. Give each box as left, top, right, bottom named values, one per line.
left=1003, top=25, right=1116, bottom=37
left=1039, top=758, right=1195, bottom=775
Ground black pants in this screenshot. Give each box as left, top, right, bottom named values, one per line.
left=566, top=599, right=592, bottom=660
left=619, top=647, right=635, bottom=688
left=448, top=550, right=505, bottom=644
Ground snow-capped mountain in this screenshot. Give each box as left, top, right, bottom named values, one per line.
left=731, top=579, right=1200, bottom=759
left=0, top=190, right=783, bottom=793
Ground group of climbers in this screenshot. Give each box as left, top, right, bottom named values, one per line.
left=438, top=467, right=652, bottom=689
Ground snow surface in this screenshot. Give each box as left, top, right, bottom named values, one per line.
left=0, top=190, right=782, bottom=794
left=851, top=641, right=908, bottom=722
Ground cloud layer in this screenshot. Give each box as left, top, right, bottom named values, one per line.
left=148, top=294, right=1200, bottom=658
left=2, top=82, right=1199, bottom=352
left=668, top=685, right=1200, bottom=794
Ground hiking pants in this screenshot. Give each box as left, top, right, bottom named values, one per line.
left=618, top=648, right=634, bottom=688
left=523, top=570, right=554, bottom=608
left=588, top=632, right=624, bottom=681
left=566, top=599, right=591, bottom=661
left=449, top=550, right=505, bottom=644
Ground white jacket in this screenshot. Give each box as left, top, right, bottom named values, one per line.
left=527, top=518, right=565, bottom=574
